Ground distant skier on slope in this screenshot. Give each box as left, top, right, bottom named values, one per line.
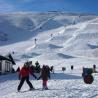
left=17, top=61, right=37, bottom=92
left=37, top=65, right=50, bottom=90
left=34, top=38, right=37, bottom=45
left=93, top=64, right=96, bottom=72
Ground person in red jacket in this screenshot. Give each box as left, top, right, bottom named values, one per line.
left=17, top=61, right=37, bottom=92
left=38, top=65, right=50, bottom=90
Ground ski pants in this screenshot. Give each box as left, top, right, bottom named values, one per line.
left=43, top=80, right=48, bottom=87
left=17, top=76, right=33, bottom=91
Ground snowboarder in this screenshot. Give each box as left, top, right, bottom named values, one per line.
left=37, top=65, right=50, bottom=90
left=17, top=61, right=37, bottom=92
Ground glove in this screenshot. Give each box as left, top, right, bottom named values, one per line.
left=37, top=76, right=40, bottom=80
left=32, top=74, right=37, bottom=79
left=37, top=78, right=39, bottom=80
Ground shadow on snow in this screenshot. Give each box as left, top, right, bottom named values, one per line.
left=51, top=72, right=82, bottom=80
left=0, top=72, right=82, bottom=83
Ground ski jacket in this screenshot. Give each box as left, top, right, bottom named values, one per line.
left=19, top=67, right=33, bottom=78
left=38, top=66, right=50, bottom=80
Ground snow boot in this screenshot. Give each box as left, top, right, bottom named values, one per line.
left=42, top=86, right=48, bottom=90
left=29, top=87, right=35, bottom=91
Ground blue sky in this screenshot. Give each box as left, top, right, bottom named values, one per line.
left=0, top=0, right=98, bottom=14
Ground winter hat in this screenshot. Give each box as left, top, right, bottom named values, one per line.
left=42, top=65, right=46, bottom=69
left=24, top=61, right=29, bottom=67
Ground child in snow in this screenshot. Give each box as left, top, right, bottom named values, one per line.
left=38, top=65, right=50, bottom=90
left=17, top=61, right=37, bottom=92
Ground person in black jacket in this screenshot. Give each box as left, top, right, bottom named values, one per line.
left=35, top=61, right=40, bottom=73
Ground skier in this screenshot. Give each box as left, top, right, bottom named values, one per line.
left=71, top=65, right=74, bottom=70
left=34, top=38, right=37, bottom=45
left=50, top=66, right=54, bottom=73
left=35, top=61, right=40, bottom=67
left=93, top=64, right=96, bottom=72
left=38, top=65, right=50, bottom=90
left=62, top=67, right=66, bottom=72
left=35, top=61, right=40, bottom=73
left=17, top=61, right=37, bottom=92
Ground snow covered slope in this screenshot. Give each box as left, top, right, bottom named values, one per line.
left=0, top=12, right=98, bottom=98
left=0, top=12, right=98, bottom=60
left=0, top=12, right=97, bottom=45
